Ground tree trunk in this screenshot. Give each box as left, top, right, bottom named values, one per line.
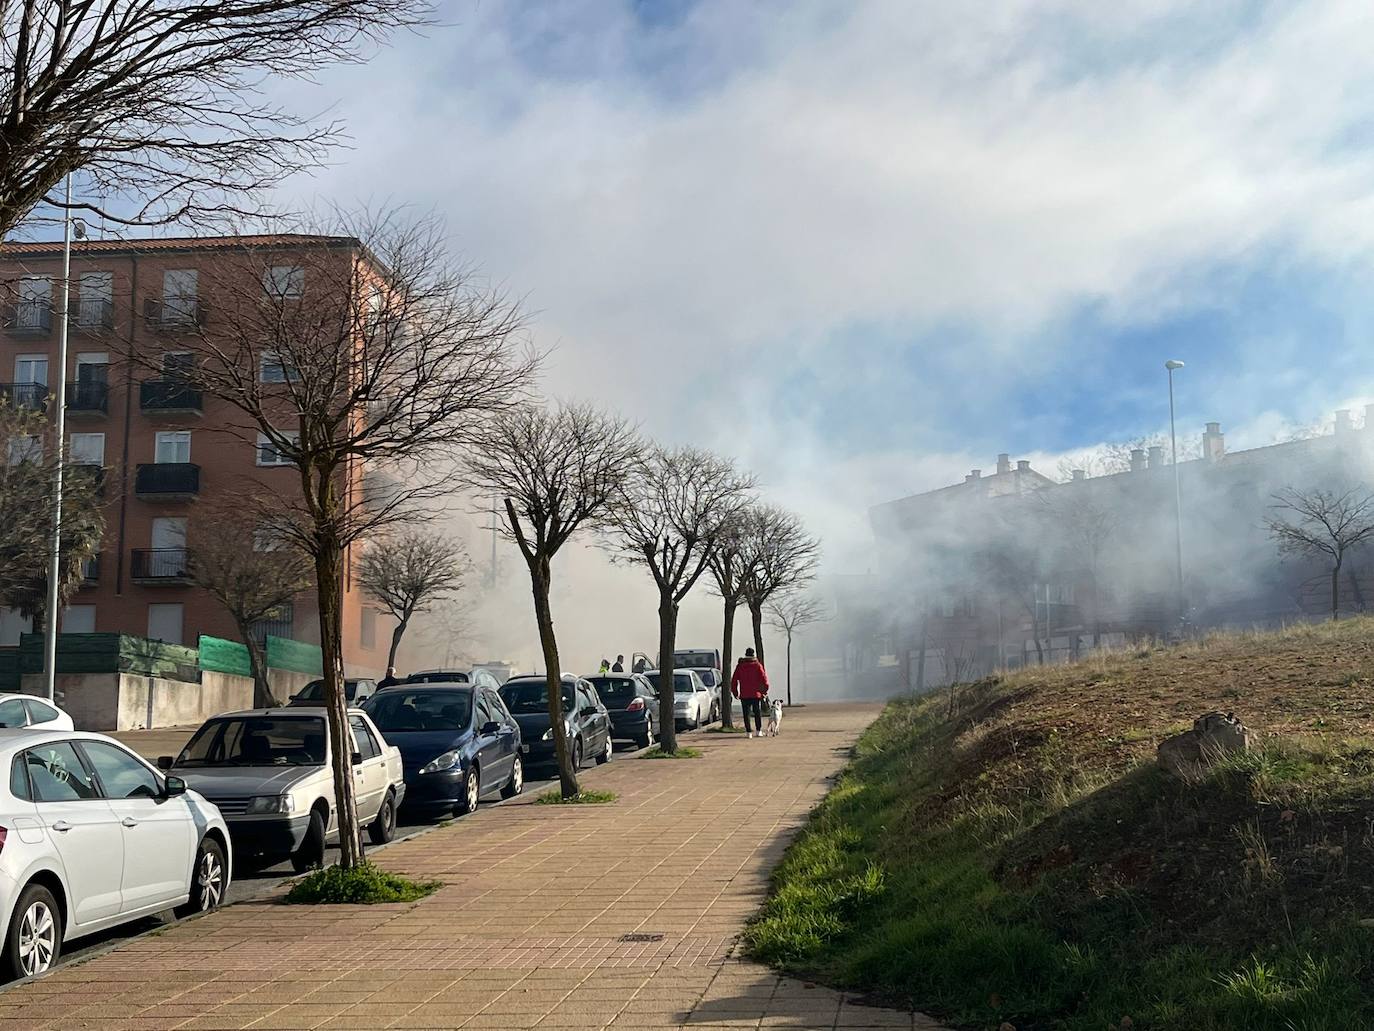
left=658, top=590, right=678, bottom=754
left=750, top=601, right=765, bottom=668
left=530, top=560, right=579, bottom=797
left=386, top=614, right=409, bottom=671
left=315, top=537, right=364, bottom=870
left=1332, top=559, right=1342, bottom=621
left=720, top=596, right=737, bottom=729
left=240, top=622, right=278, bottom=708
left=915, top=603, right=928, bottom=693
left=785, top=633, right=793, bottom=707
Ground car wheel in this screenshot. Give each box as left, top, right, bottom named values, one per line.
left=368, top=790, right=397, bottom=845
left=455, top=766, right=480, bottom=816
left=291, top=808, right=327, bottom=873
left=637, top=723, right=654, bottom=750
left=573, top=738, right=584, bottom=770
left=4, top=883, right=59, bottom=980
left=710, top=702, right=719, bottom=723
left=176, top=836, right=227, bottom=918
left=501, top=755, right=524, bottom=798
left=596, top=735, right=612, bottom=764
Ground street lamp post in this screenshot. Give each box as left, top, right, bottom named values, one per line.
left=42, top=176, right=75, bottom=702
left=1165, top=359, right=1186, bottom=635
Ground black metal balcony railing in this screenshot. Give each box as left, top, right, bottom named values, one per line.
left=0, top=383, right=48, bottom=411
left=139, top=379, right=202, bottom=414
left=250, top=605, right=294, bottom=644
left=130, top=548, right=191, bottom=581
left=134, top=462, right=200, bottom=497
left=4, top=301, right=52, bottom=335
left=143, top=297, right=205, bottom=329
left=75, top=298, right=114, bottom=329
left=66, top=380, right=109, bottom=414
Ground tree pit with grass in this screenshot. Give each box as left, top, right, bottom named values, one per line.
left=642, top=746, right=703, bottom=758
left=285, top=862, right=441, bottom=905
left=536, top=789, right=617, bottom=805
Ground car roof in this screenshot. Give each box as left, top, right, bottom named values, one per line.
left=0, top=728, right=130, bottom=753
left=204, top=706, right=368, bottom=719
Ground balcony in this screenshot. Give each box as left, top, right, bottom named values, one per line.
left=3, top=301, right=52, bottom=336
left=134, top=462, right=200, bottom=500
left=139, top=379, right=202, bottom=417
left=66, top=381, right=109, bottom=417
left=74, top=298, right=114, bottom=331
left=0, top=383, right=48, bottom=411
left=130, top=548, right=192, bottom=584
left=143, top=297, right=205, bottom=331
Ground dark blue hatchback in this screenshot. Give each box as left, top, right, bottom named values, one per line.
left=362, top=685, right=523, bottom=818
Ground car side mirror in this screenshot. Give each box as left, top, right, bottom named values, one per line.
left=163, top=775, right=187, bottom=798
left=157, top=755, right=174, bottom=771
left=288, top=693, right=300, bottom=702
left=580, top=706, right=597, bottom=718
left=480, top=720, right=500, bottom=736
left=351, top=751, right=362, bottom=766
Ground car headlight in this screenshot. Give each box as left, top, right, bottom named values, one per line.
left=420, top=750, right=462, bottom=774
left=541, top=728, right=554, bottom=741
left=245, top=794, right=295, bottom=815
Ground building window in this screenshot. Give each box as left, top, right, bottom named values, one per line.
left=264, top=266, right=304, bottom=300
left=7, top=436, right=40, bottom=465
left=62, top=605, right=96, bottom=634
left=154, top=431, right=191, bottom=464
left=147, top=603, right=184, bottom=645
left=68, top=432, right=105, bottom=466
left=76, top=272, right=113, bottom=327
left=161, top=270, right=198, bottom=323
left=256, top=431, right=300, bottom=467
left=258, top=350, right=299, bottom=384
left=14, top=278, right=51, bottom=330
left=360, top=608, right=376, bottom=649
left=250, top=603, right=293, bottom=644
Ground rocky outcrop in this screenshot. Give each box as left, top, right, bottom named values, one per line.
left=1157, top=712, right=1254, bottom=782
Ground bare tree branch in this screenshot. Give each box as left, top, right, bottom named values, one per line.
left=358, top=528, right=468, bottom=672
left=1267, top=486, right=1374, bottom=621
left=740, top=504, right=819, bottom=668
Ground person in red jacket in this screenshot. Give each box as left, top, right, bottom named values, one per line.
left=731, top=648, right=770, bottom=738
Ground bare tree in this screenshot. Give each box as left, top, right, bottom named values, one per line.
left=705, top=509, right=760, bottom=729
left=974, top=525, right=1050, bottom=665
left=1034, top=487, right=1117, bottom=645
left=359, top=530, right=468, bottom=671
left=187, top=506, right=311, bottom=707
left=1267, top=487, right=1374, bottom=621
left=609, top=447, right=753, bottom=755
left=741, top=505, right=819, bottom=668
left=0, top=0, right=428, bottom=235
left=766, top=592, right=826, bottom=707
left=465, top=403, right=642, bottom=797
left=118, top=210, right=534, bottom=869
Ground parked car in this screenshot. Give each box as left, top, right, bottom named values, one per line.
left=0, top=729, right=230, bottom=978
left=674, top=648, right=720, bottom=671
left=644, top=670, right=713, bottom=730
left=162, top=708, right=403, bottom=872
left=287, top=678, right=379, bottom=707
left=0, top=694, right=73, bottom=732
left=362, top=685, right=522, bottom=817
left=498, top=675, right=613, bottom=769
left=587, top=674, right=659, bottom=749
left=688, top=668, right=723, bottom=721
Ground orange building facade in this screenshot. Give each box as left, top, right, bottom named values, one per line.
left=0, top=235, right=392, bottom=677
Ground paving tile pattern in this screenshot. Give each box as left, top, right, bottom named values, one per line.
left=2, top=704, right=946, bottom=1030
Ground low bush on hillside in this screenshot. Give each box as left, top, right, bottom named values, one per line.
left=285, top=862, right=441, bottom=905
left=747, top=618, right=1374, bottom=1030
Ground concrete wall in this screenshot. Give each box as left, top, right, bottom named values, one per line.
left=268, top=669, right=317, bottom=704
left=21, top=670, right=253, bottom=731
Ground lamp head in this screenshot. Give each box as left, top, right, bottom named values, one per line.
left=1165, top=359, right=1185, bottom=370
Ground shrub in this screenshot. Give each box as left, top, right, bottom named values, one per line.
left=536, top=788, right=618, bottom=804
left=285, top=862, right=441, bottom=905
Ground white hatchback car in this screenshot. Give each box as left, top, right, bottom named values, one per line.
left=0, top=730, right=230, bottom=979
left=0, top=695, right=73, bottom=732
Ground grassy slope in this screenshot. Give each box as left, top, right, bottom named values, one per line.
left=747, top=619, right=1374, bottom=1030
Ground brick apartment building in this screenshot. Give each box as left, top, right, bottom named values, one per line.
left=0, top=235, right=393, bottom=677
left=870, top=414, right=1374, bottom=689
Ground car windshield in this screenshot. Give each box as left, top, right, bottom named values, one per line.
left=500, top=680, right=576, bottom=713
left=588, top=677, right=638, bottom=704
left=674, top=674, right=696, bottom=693
left=366, top=689, right=473, bottom=732
left=676, top=651, right=715, bottom=668
left=296, top=679, right=357, bottom=702
left=177, top=715, right=326, bottom=767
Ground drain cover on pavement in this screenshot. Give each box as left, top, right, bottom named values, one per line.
left=619, top=933, right=665, bottom=942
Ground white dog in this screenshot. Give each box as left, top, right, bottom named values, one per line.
left=766, top=698, right=784, bottom=736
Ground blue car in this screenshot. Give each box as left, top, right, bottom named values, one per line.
left=362, top=684, right=523, bottom=818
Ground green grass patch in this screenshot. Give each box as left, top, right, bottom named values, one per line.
left=642, top=745, right=703, bottom=758
left=707, top=726, right=748, bottom=734
left=535, top=788, right=618, bottom=804
left=285, top=862, right=441, bottom=905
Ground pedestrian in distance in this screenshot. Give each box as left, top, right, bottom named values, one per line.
left=599, top=658, right=611, bottom=674
left=611, top=654, right=625, bottom=672
left=378, top=665, right=401, bottom=689
left=633, top=656, right=648, bottom=673
left=731, top=648, right=770, bottom=739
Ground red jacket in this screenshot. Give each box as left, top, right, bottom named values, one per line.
left=731, top=657, right=770, bottom=700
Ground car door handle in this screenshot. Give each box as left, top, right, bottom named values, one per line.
left=121, top=817, right=138, bottom=828
left=51, top=821, right=71, bottom=833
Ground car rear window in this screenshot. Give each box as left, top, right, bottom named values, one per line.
left=500, top=680, right=576, bottom=713
left=366, top=689, right=472, bottom=732
left=588, top=677, right=638, bottom=704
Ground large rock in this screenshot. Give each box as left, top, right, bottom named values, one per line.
left=1156, top=712, right=1254, bottom=782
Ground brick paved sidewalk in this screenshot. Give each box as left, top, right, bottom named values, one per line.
left=0, top=703, right=946, bottom=1030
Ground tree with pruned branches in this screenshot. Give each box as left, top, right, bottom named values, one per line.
left=609, top=447, right=753, bottom=755
left=358, top=529, right=468, bottom=672
left=0, top=0, right=428, bottom=236
left=117, top=210, right=534, bottom=869
left=187, top=505, right=311, bottom=708
left=706, top=508, right=760, bottom=730
left=465, top=403, right=642, bottom=798
left=741, top=505, right=818, bottom=668
left=766, top=592, right=826, bottom=707
left=1267, top=486, right=1374, bottom=621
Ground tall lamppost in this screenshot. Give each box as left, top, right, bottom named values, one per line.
left=1165, top=359, right=1186, bottom=634
left=42, top=176, right=75, bottom=702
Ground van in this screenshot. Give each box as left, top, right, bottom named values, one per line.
left=673, top=648, right=720, bottom=670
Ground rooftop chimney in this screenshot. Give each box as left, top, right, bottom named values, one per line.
left=1071, top=468, right=1086, bottom=482
left=996, top=453, right=1011, bottom=475
left=1016, top=459, right=1031, bottom=473
left=1202, top=422, right=1225, bottom=462
left=1147, top=445, right=1164, bottom=469
left=1336, top=409, right=1353, bottom=434
left=970, top=469, right=981, bottom=479
left=1130, top=448, right=1146, bottom=473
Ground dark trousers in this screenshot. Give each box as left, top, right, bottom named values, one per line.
left=742, top=697, right=764, bottom=733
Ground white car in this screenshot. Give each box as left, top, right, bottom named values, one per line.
left=0, top=695, right=73, bottom=732
left=0, top=729, right=230, bottom=979
left=645, top=670, right=714, bottom=730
